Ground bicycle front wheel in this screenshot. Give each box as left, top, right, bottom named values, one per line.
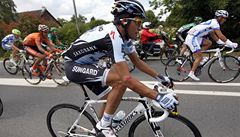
left=208, top=55, right=240, bottom=83
left=22, top=62, right=41, bottom=85
left=165, top=56, right=191, bottom=81
left=129, top=111, right=201, bottom=137
left=47, top=104, right=97, bottom=137
left=3, top=58, right=19, bottom=75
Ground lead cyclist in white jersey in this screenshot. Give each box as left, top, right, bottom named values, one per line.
left=62, top=0, right=178, bottom=136
left=185, top=10, right=238, bottom=81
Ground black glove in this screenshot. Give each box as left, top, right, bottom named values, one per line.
left=155, top=75, right=174, bottom=88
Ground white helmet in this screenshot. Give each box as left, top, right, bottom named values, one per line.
left=215, top=10, right=229, bottom=18
left=38, top=24, right=49, bottom=32
left=142, top=22, right=151, bottom=29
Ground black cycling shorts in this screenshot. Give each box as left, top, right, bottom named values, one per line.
left=64, top=60, right=111, bottom=98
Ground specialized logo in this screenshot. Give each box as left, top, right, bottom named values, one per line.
left=72, top=66, right=98, bottom=75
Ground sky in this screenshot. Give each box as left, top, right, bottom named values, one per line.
left=13, top=0, right=155, bottom=22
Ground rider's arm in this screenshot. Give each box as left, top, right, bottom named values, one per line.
left=113, top=61, right=158, bottom=100
left=213, top=29, right=227, bottom=42
left=128, top=52, right=159, bottom=77
left=214, top=29, right=237, bottom=47
left=46, top=40, right=57, bottom=52
left=142, top=30, right=159, bottom=38
left=35, top=38, right=50, bottom=56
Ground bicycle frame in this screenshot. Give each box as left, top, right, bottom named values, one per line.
left=66, top=85, right=168, bottom=137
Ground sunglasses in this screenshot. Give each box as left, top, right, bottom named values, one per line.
left=124, top=18, right=143, bottom=26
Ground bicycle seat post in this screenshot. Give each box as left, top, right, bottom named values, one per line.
left=79, top=84, right=90, bottom=100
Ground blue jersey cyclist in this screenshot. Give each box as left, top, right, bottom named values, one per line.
left=185, top=10, right=238, bottom=81
left=1, top=29, right=24, bottom=64
left=63, top=0, right=178, bottom=136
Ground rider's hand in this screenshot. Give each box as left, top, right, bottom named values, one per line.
left=155, top=75, right=174, bottom=88
left=48, top=53, right=53, bottom=58
left=225, top=39, right=238, bottom=49
left=155, top=92, right=179, bottom=110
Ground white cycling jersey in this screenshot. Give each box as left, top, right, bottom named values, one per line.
left=63, top=23, right=136, bottom=64
left=187, top=19, right=220, bottom=37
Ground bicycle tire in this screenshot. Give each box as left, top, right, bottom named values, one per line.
left=47, top=104, right=97, bottom=137
left=3, top=58, right=19, bottom=75
left=50, top=62, right=69, bottom=86
left=160, top=48, right=178, bottom=65
left=0, top=98, right=3, bottom=117
left=21, top=62, right=41, bottom=85
left=165, top=56, right=191, bottom=82
left=129, top=111, right=201, bottom=137
left=208, top=55, right=240, bottom=83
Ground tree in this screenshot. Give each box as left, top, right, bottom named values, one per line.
left=0, top=0, right=17, bottom=23
left=150, top=0, right=240, bottom=40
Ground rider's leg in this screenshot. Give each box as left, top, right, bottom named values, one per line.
left=179, top=43, right=188, bottom=56
left=97, top=69, right=126, bottom=127
left=189, top=39, right=212, bottom=80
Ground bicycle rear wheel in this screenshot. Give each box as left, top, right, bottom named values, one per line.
left=129, top=111, right=201, bottom=137
left=3, top=58, right=19, bottom=75
left=208, top=55, right=240, bottom=83
left=51, top=62, right=69, bottom=86
left=47, top=104, right=97, bottom=137
left=165, top=56, right=191, bottom=81
left=22, top=62, right=41, bottom=85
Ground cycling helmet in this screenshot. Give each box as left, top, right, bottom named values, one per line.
left=38, top=24, right=49, bottom=32
left=142, top=22, right=151, bottom=29
left=215, top=10, right=229, bottom=18
left=50, top=27, right=57, bottom=32
left=111, top=0, right=146, bottom=19
left=194, top=16, right=203, bottom=24
left=12, top=29, right=21, bottom=35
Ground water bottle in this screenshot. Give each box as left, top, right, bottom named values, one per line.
left=112, top=110, right=126, bottom=128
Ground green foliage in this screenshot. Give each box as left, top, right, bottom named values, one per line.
left=150, top=0, right=240, bottom=39
left=57, top=22, right=78, bottom=45
left=0, top=0, right=17, bottom=23
left=145, top=10, right=161, bottom=28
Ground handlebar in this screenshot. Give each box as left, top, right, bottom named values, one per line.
left=148, top=82, right=175, bottom=123
left=149, top=100, right=169, bottom=123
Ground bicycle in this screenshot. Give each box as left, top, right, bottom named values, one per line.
left=3, top=51, right=34, bottom=75
left=0, top=98, right=3, bottom=117
left=21, top=53, right=69, bottom=86
left=165, top=46, right=240, bottom=83
left=46, top=82, right=202, bottom=137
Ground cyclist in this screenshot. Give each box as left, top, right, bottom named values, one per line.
left=23, top=24, right=55, bottom=76
left=1, top=29, right=24, bottom=65
left=140, top=22, right=163, bottom=55
left=185, top=10, right=238, bottom=81
left=62, top=0, right=178, bottom=136
left=48, top=27, right=65, bottom=50
left=176, top=16, right=203, bottom=56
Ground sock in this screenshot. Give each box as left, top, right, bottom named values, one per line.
left=189, top=71, right=194, bottom=75
left=100, top=112, right=113, bottom=127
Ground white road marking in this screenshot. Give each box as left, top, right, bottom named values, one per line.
left=0, top=78, right=57, bottom=87
left=0, top=78, right=240, bottom=96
